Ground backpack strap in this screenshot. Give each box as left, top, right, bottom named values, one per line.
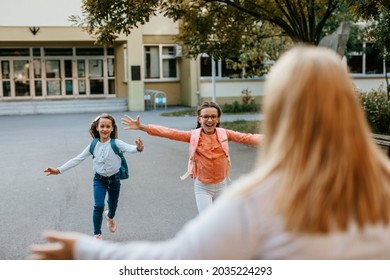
left=180, top=128, right=201, bottom=180
left=110, top=139, right=129, bottom=180
left=215, top=127, right=230, bottom=160
left=110, top=139, right=121, bottom=156
left=90, top=138, right=123, bottom=157
left=89, top=138, right=99, bottom=158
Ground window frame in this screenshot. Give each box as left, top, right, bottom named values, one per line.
left=347, top=42, right=388, bottom=77
left=199, top=53, right=259, bottom=79
left=144, top=44, right=179, bottom=81
left=0, top=46, right=115, bottom=99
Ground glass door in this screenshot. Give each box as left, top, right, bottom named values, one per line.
left=88, top=59, right=104, bottom=95
left=64, top=59, right=73, bottom=96
left=77, top=59, right=86, bottom=95
left=13, top=60, right=30, bottom=97
left=32, top=59, right=42, bottom=97
left=45, top=60, right=61, bottom=96
left=1, top=60, right=11, bottom=97
left=0, top=47, right=117, bottom=100
left=107, top=57, right=115, bottom=94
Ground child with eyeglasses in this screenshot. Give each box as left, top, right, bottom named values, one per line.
left=121, top=101, right=262, bottom=213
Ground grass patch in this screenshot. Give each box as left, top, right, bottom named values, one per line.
left=161, top=109, right=196, bottom=117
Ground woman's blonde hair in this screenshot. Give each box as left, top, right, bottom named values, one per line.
left=236, top=45, right=390, bottom=233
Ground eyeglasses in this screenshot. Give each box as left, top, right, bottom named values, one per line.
left=200, top=115, right=218, bottom=120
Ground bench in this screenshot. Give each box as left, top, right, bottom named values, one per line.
left=372, top=133, right=390, bottom=157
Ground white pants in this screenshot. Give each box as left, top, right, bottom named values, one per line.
left=194, top=178, right=227, bottom=213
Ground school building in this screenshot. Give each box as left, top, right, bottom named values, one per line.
left=0, top=1, right=388, bottom=113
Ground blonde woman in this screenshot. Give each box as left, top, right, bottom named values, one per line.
left=30, top=45, right=390, bottom=260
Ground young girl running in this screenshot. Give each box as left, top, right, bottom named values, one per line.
left=121, top=101, right=262, bottom=213
left=44, top=113, right=144, bottom=239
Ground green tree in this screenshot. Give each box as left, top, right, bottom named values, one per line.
left=173, top=3, right=294, bottom=77
left=222, top=22, right=292, bottom=77
left=72, top=0, right=353, bottom=47
left=350, top=0, right=390, bottom=96
left=71, top=0, right=355, bottom=77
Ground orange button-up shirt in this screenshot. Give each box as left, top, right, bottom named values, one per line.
left=148, top=125, right=261, bottom=184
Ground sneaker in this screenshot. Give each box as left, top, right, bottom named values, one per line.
left=104, top=210, right=116, bottom=233
left=93, top=234, right=102, bottom=240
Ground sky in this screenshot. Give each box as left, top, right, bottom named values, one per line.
left=0, top=0, right=83, bottom=26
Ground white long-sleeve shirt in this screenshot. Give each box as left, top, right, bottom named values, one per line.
left=74, top=175, right=390, bottom=259
left=58, top=139, right=138, bottom=177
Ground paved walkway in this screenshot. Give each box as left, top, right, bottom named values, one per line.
left=0, top=107, right=262, bottom=259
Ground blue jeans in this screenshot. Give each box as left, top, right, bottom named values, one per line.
left=194, top=178, right=227, bottom=213
left=93, top=172, right=120, bottom=235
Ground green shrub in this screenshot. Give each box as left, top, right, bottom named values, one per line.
left=221, top=88, right=260, bottom=113
left=241, top=88, right=255, bottom=104
left=358, top=87, right=390, bottom=135
left=222, top=101, right=260, bottom=114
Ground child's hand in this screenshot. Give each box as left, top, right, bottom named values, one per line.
left=44, top=167, right=60, bottom=176
left=121, top=115, right=141, bottom=130
left=136, top=137, right=144, bottom=152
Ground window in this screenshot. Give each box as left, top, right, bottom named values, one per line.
left=162, top=46, right=177, bottom=78
left=123, top=46, right=128, bottom=82
left=221, top=59, right=243, bottom=77
left=200, top=54, right=243, bottom=78
left=44, top=48, right=73, bottom=56
left=0, top=48, right=29, bottom=56
left=144, top=45, right=178, bottom=80
left=347, top=43, right=387, bottom=75
left=76, top=48, right=105, bottom=56
left=145, top=46, right=159, bottom=79
left=200, top=56, right=217, bottom=77
left=0, top=47, right=116, bottom=99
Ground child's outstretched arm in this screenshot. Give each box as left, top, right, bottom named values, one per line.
left=136, top=137, right=144, bottom=152
left=122, top=114, right=191, bottom=142
left=121, top=115, right=149, bottom=132
left=44, top=167, right=60, bottom=176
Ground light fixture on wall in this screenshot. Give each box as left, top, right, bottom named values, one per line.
left=29, top=27, right=40, bottom=35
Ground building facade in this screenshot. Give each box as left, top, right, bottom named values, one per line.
left=0, top=1, right=388, bottom=112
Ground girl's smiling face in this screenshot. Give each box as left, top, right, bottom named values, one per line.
left=97, top=117, right=114, bottom=141
left=198, top=107, right=220, bottom=135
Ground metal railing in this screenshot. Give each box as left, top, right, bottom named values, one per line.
left=144, top=89, right=167, bottom=111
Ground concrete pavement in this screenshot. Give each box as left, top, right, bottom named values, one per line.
left=0, top=107, right=262, bottom=259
